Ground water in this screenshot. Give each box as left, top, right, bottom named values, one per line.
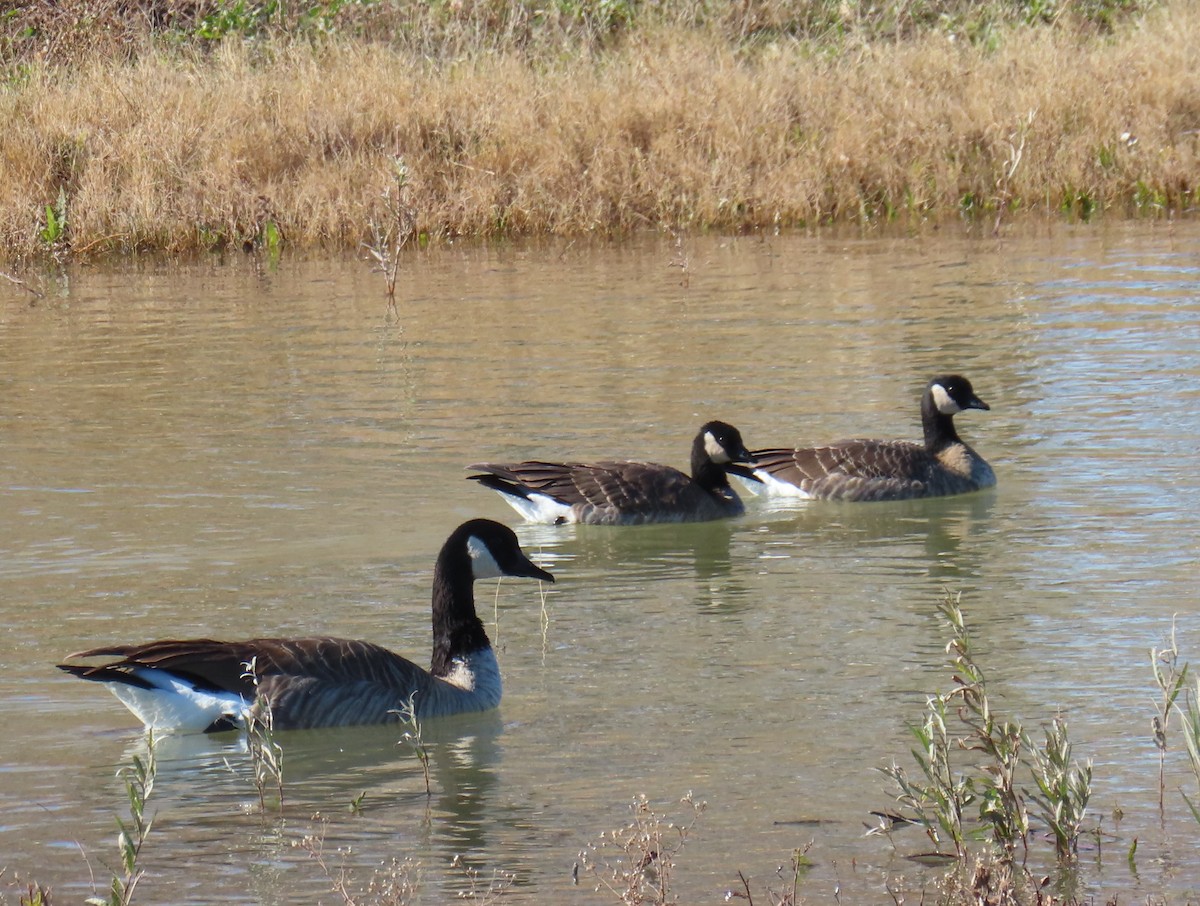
left=2, top=223, right=1199, bottom=903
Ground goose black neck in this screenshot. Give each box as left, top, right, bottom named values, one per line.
left=429, top=542, right=490, bottom=678
left=691, top=439, right=733, bottom=492
left=921, top=391, right=962, bottom=453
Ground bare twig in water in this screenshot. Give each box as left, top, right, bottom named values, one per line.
left=394, top=691, right=432, bottom=797
left=364, top=156, right=417, bottom=300
left=579, top=791, right=705, bottom=905
left=1, top=271, right=44, bottom=299
left=667, top=229, right=690, bottom=288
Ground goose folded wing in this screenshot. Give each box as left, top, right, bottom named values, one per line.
left=754, top=440, right=929, bottom=482
left=469, top=460, right=693, bottom=509
left=61, top=637, right=427, bottom=696
left=571, top=461, right=701, bottom=512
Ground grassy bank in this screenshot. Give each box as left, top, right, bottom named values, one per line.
left=1, top=0, right=1196, bottom=264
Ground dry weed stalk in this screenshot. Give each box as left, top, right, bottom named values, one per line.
left=577, top=792, right=706, bottom=905
left=992, top=109, right=1038, bottom=235
left=393, top=691, right=432, bottom=797
left=448, top=854, right=516, bottom=903
left=297, top=818, right=514, bottom=905
left=365, top=157, right=417, bottom=300
left=241, top=657, right=284, bottom=813
left=667, top=229, right=691, bottom=288
left=296, top=816, right=370, bottom=906
left=538, top=570, right=553, bottom=663
left=0, top=271, right=44, bottom=300
left=727, top=841, right=812, bottom=905
left=1179, top=673, right=1200, bottom=824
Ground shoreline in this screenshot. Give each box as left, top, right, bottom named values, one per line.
left=2, top=1, right=1197, bottom=265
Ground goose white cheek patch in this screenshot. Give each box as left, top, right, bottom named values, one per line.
left=704, top=431, right=731, bottom=463
left=467, top=534, right=504, bottom=579
left=930, top=383, right=961, bottom=415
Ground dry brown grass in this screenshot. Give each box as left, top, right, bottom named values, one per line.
left=1, top=1, right=1196, bottom=263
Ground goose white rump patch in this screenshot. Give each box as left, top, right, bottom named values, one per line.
left=494, top=492, right=575, bottom=525
left=109, top=668, right=249, bottom=733
left=733, top=471, right=816, bottom=499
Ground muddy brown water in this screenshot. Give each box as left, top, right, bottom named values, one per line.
left=2, top=224, right=1199, bottom=902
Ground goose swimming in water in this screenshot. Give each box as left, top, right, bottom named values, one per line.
left=732, top=375, right=995, bottom=502
left=58, top=519, right=554, bottom=733
left=467, top=421, right=756, bottom=525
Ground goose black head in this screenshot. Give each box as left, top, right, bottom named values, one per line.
left=928, top=375, right=990, bottom=416
left=456, top=518, right=555, bottom=584
left=697, top=421, right=757, bottom=466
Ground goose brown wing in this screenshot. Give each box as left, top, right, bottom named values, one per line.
left=65, top=639, right=266, bottom=696
left=64, top=638, right=431, bottom=728
left=468, top=460, right=597, bottom=506
left=249, top=639, right=434, bottom=728
left=469, top=460, right=694, bottom=511
left=753, top=440, right=932, bottom=500
left=577, top=460, right=700, bottom=513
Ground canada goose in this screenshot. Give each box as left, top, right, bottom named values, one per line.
left=732, top=375, right=995, bottom=501
left=467, top=421, right=756, bottom=525
left=57, top=519, right=554, bottom=733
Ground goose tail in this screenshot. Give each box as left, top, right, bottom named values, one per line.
left=57, top=662, right=247, bottom=734
left=465, top=472, right=573, bottom=524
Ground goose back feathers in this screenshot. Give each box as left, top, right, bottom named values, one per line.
left=467, top=421, right=756, bottom=525
left=736, top=375, right=995, bottom=502
left=58, top=519, right=554, bottom=733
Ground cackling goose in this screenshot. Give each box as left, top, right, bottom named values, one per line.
left=732, top=375, right=995, bottom=501
left=467, top=421, right=756, bottom=525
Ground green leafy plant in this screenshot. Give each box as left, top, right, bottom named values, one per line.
left=1151, top=620, right=1188, bottom=812
left=241, top=657, right=285, bottom=812
left=196, top=1, right=281, bottom=40
left=19, top=882, right=53, bottom=906
left=878, top=592, right=1092, bottom=874
left=39, top=188, right=68, bottom=247
left=1151, top=621, right=1200, bottom=825
left=1028, top=717, right=1092, bottom=858
left=261, top=219, right=281, bottom=252
left=883, top=686, right=975, bottom=857
left=86, top=734, right=158, bottom=906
